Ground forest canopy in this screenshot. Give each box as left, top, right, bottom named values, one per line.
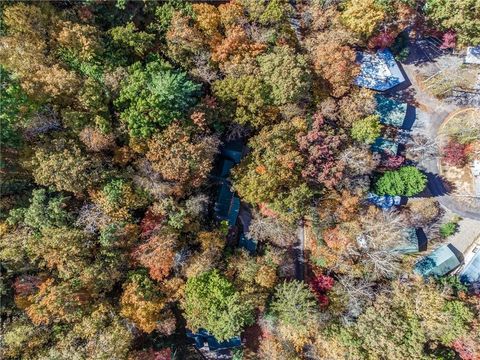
left=0, top=1, right=479, bottom=359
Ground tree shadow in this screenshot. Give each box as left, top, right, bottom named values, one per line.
left=403, top=38, right=449, bottom=67
left=401, top=104, right=417, bottom=131
left=414, top=172, right=453, bottom=198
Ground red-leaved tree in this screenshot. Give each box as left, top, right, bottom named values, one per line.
left=297, top=113, right=345, bottom=189
left=309, top=274, right=335, bottom=307
left=131, top=234, right=176, bottom=282
left=440, top=30, right=456, bottom=49
left=381, top=154, right=405, bottom=169
left=442, top=140, right=467, bottom=167
left=368, top=31, right=395, bottom=49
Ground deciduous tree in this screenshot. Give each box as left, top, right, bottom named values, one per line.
left=182, top=270, right=254, bottom=341
left=341, top=0, right=386, bottom=38
left=350, top=114, right=382, bottom=144
left=146, top=123, right=220, bottom=193
left=29, top=139, right=104, bottom=195
left=232, top=119, right=310, bottom=220
left=120, top=271, right=168, bottom=333
left=131, top=231, right=177, bottom=282
left=425, top=0, right=480, bottom=47
left=115, top=60, right=201, bottom=137
left=297, top=113, right=346, bottom=189
left=269, top=280, right=319, bottom=345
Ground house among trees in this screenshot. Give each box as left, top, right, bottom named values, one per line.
left=371, top=137, right=399, bottom=156
left=214, top=141, right=245, bottom=227
left=215, top=184, right=241, bottom=227
left=186, top=329, right=242, bottom=359
left=374, top=94, right=408, bottom=128
left=355, top=49, right=406, bottom=91
left=394, top=228, right=428, bottom=254
left=460, top=250, right=480, bottom=287
left=465, top=45, right=480, bottom=65
left=414, top=244, right=464, bottom=277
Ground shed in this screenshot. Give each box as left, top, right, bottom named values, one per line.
left=414, top=244, right=463, bottom=277
left=374, top=94, right=408, bottom=128
left=394, top=227, right=428, bottom=254
left=371, top=137, right=398, bottom=155
left=355, top=49, right=406, bottom=91
left=465, top=46, right=480, bottom=65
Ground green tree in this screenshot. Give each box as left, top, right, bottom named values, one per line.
left=374, top=166, right=427, bottom=196
left=350, top=114, right=383, bottom=144
left=258, top=46, right=311, bottom=106
left=269, top=280, right=319, bottom=340
left=213, top=74, right=274, bottom=128
left=38, top=305, right=132, bottom=360
left=425, top=0, right=480, bottom=46
left=26, top=227, right=91, bottom=279
left=109, top=22, right=155, bottom=56
left=115, top=59, right=201, bottom=137
left=7, top=189, right=71, bottom=231
left=0, top=66, right=35, bottom=148
left=232, top=120, right=310, bottom=221
left=182, top=270, right=254, bottom=341
left=350, top=280, right=474, bottom=359
left=91, top=179, right=150, bottom=221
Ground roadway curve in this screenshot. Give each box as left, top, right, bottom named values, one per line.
left=399, top=51, right=480, bottom=220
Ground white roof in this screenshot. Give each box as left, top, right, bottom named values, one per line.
left=466, top=46, right=480, bottom=65
left=473, top=159, right=480, bottom=176
left=355, top=49, right=406, bottom=91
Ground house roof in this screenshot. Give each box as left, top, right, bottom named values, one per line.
left=394, top=228, right=428, bottom=254
left=186, top=329, right=241, bottom=352
left=414, top=244, right=463, bottom=277
left=374, top=94, right=408, bottom=127
left=465, top=46, right=480, bottom=65
left=214, top=183, right=240, bottom=227
left=239, top=233, right=257, bottom=253
left=371, top=137, right=398, bottom=155
left=460, top=250, right=480, bottom=284
left=220, top=140, right=244, bottom=164
left=355, top=49, right=406, bottom=91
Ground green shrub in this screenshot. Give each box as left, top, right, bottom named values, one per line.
left=440, top=221, right=459, bottom=238
left=374, top=166, right=427, bottom=196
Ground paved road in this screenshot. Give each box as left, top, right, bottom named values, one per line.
left=400, top=47, right=480, bottom=221
left=294, top=224, right=305, bottom=281
left=450, top=218, right=480, bottom=254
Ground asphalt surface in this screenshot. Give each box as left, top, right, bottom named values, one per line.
left=399, top=44, right=480, bottom=221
